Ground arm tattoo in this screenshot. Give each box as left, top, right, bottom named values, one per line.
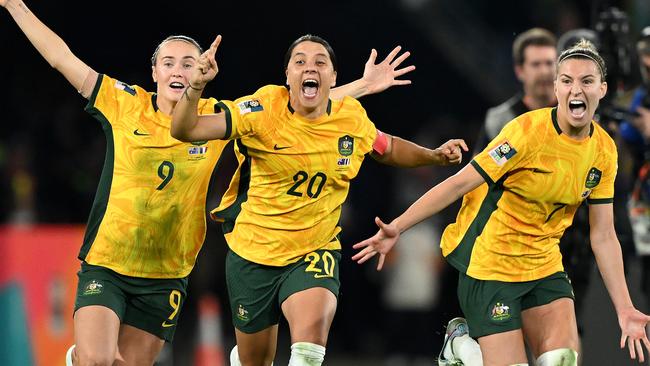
left=18, top=2, right=31, bottom=14
left=182, top=87, right=192, bottom=102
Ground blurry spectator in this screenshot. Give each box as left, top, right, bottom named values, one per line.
left=473, top=28, right=557, bottom=154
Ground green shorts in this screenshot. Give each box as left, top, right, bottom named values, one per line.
left=458, top=271, right=575, bottom=338
left=74, top=262, right=189, bottom=342
left=226, top=249, right=341, bottom=334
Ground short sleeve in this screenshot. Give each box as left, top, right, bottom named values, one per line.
left=216, top=86, right=273, bottom=140
left=471, top=118, right=531, bottom=185
left=587, top=136, right=618, bottom=204
left=85, top=74, right=142, bottom=126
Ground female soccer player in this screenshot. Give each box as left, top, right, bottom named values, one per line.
left=2, top=1, right=418, bottom=365
left=171, top=34, right=467, bottom=366
left=353, top=39, right=650, bottom=366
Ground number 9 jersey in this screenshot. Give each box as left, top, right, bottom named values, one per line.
left=79, top=74, right=229, bottom=278
left=211, top=85, right=378, bottom=266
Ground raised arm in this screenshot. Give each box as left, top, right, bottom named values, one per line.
left=171, top=35, right=229, bottom=142
left=352, top=163, right=484, bottom=270
left=371, top=132, right=468, bottom=167
left=588, top=203, right=650, bottom=361
left=3, top=0, right=97, bottom=98
left=330, top=46, right=415, bottom=100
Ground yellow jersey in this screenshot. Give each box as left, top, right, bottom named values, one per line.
left=211, top=85, right=378, bottom=266
left=442, top=107, right=617, bottom=282
left=80, top=74, right=228, bottom=278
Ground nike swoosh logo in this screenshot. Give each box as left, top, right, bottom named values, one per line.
left=161, top=321, right=175, bottom=328
left=273, top=144, right=291, bottom=150
left=134, top=129, right=150, bottom=136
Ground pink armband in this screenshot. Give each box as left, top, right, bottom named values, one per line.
left=372, top=129, right=389, bottom=155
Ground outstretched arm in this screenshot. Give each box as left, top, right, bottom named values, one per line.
left=352, top=163, right=484, bottom=270
left=3, top=0, right=97, bottom=98
left=330, top=46, right=415, bottom=100
left=589, top=203, right=650, bottom=362
left=371, top=133, right=468, bottom=167
left=171, top=35, right=229, bottom=142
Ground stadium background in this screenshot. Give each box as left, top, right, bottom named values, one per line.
left=1, top=0, right=650, bottom=364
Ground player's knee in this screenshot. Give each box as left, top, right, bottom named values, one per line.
left=535, top=348, right=578, bottom=366
left=235, top=345, right=274, bottom=366
left=288, top=342, right=326, bottom=366
left=74, top=346, right=115, bottom=366
left=231, top=345, right=271, bottom=366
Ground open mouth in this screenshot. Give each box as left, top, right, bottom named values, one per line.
left=302, top=79, right=319, bottom=98
left=568, top=100, right=586, bottom=119
left=170, top=82, right=185, bottom=90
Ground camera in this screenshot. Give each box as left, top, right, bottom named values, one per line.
left=593, top=6, right=635, bottom=124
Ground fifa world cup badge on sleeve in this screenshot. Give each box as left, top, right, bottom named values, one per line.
left=114, top=80, right=136, bottom=96
left=238, top=99, right=263, bottom=115
left=488, top=140, right=517, bottom=166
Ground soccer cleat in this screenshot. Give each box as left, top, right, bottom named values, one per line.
left=437, top=317, right=468, bottom=366
left=65, top=344, right=75, bottom=366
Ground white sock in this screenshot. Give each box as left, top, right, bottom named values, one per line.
left=444, top=334, right=483, bottom=366
left=288, top=342, right=326, bottom=366
left=65, top=345, right=75, bottom=366
left=230, top=345, right=241, bottom=366
left=535, top=348, right=577, bottom=366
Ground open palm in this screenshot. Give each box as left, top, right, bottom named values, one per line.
left=351, top=217, right=401, bottom=270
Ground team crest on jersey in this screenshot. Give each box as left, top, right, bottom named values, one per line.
left=237, top=304, right=249, bottom=322
left=488, top=141, right=517, bottom=166
left=114, top=80, right=136, bottom=96
left=338, top=135, right=354, bottom=156
left=490, top=302, right=511, bottom=321
left=82, top=280, right=104, bottom=296
left=238, top=99, right=263, bottom=115
left=585, top=167, right=602, bottom=189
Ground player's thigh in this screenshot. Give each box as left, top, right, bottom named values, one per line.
left=234, top=326, right=279, bottom=366
left=282, top=287, right=337, bottom=345
left=457, top=271, right=528, bottom=364
left=115, top=324, right=165, bottom=366
left=73, top=263, right=127, bottom=364
left=522, top=298, right=579, bottom=358
left=279, top=249, right=340, bottom=345
left=73, top=306, right=121, bottom=364
left=520, top=271, right=578, bottom=358
left=478, top=329, right=528, bottom=366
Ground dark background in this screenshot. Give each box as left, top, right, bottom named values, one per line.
left=2, top=0, right=650, bottom=365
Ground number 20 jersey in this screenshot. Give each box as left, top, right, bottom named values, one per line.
left=211, top=85, right=378, bottom=266
left=80, top=74, right=228, bottom=278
